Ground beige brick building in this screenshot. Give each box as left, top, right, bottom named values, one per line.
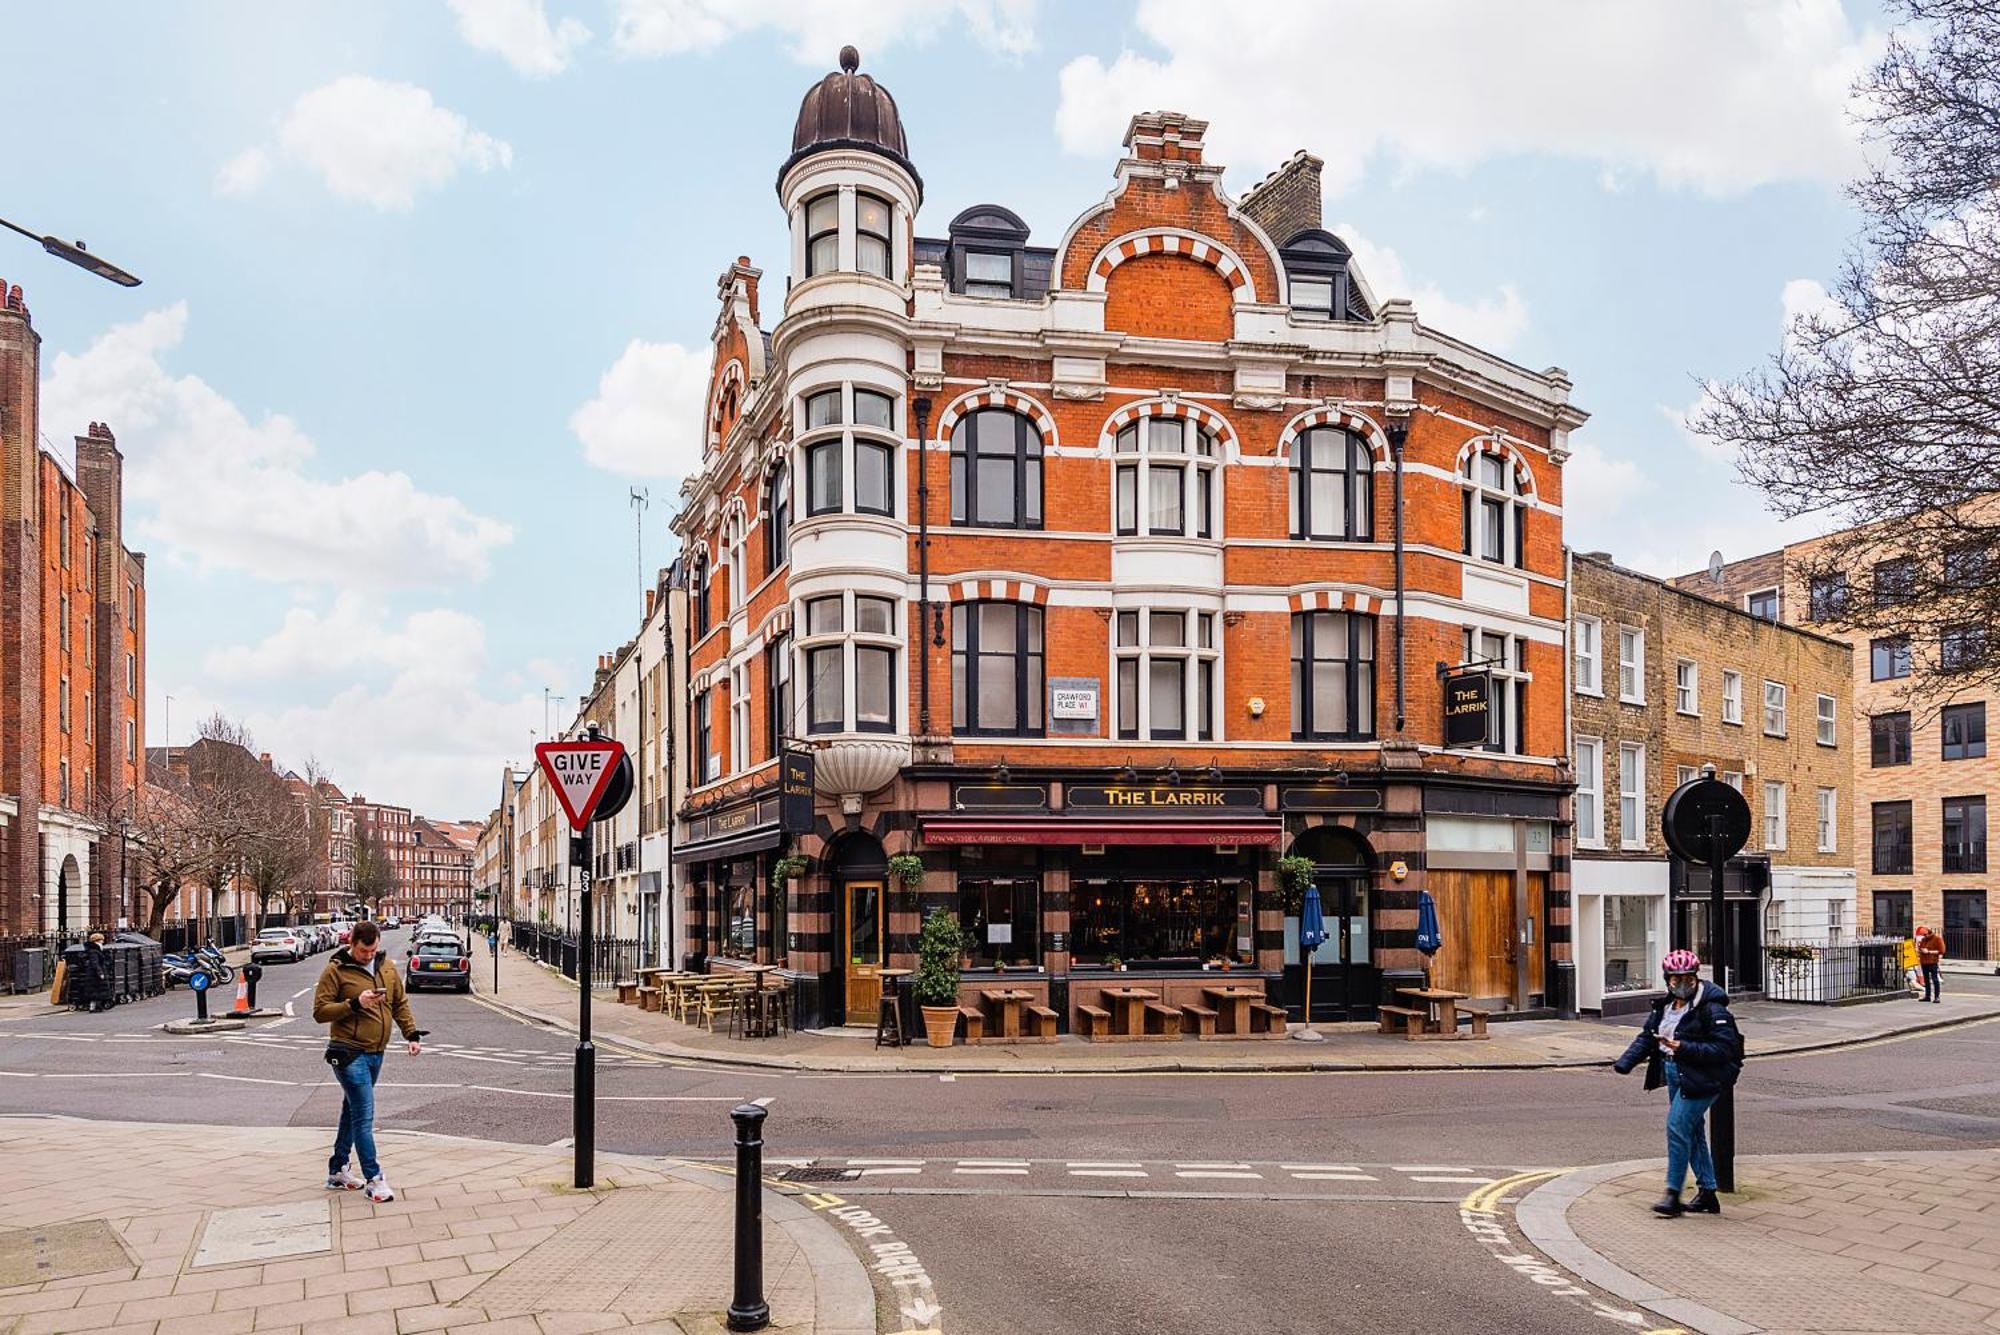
left=1571, top=554, right=1855, bottom=1013
left=1681, top=541, right=1995, bottom=962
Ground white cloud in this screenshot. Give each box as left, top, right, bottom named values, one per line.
left=1337, top=223, right=1529, bottom=351
left=1781, top=276, right=1840, bottom=335
left=40, top=304, right=513, bottom=589
left=1057, top=0, right=1878, bottom=196
left=611, top=0, right=1035, bottom=61
left=213, top=147, right=270, bottom=197
left=202, top=592, right=483, bottom=686
left=1561, top=440, right=1645, bottom=519
left=446, top=0, right=590, bottom=78
left=569, top=338, right=709, bottom=478
left=221, top=76, right=512, bottom=211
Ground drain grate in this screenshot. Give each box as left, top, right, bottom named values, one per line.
left=778, top=1164, right=856, bottom=1183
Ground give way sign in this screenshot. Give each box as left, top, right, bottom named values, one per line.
left=535, top=739, right=627, bottom=831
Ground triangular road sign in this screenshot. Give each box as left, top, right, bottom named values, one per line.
left=535, top=740, right=627, bottom=831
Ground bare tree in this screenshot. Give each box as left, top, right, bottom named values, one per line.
left=1694, top=0, right=2000, bottom=703
left=352, top=827, right=396, bottom=918
left=124, top=773, right=215, bottom=937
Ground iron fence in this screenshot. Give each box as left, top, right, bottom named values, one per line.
left=1763, top=937, right=1907, bottom=1003
left=509, top=920, right=639, bottom=984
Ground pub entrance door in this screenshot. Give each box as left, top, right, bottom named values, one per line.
left=842, top=879, right=885, bottom=1026
left=1283, top=827, right=1377, bottom=1021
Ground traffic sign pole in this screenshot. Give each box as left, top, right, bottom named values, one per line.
left=1708, top=811, right=1735, bottom=1192
left=574, top=821, right=595, bottom=1190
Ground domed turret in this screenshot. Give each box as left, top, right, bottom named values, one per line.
left=780, top=47, right=920, bottom=197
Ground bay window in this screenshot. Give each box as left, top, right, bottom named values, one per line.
left=801, top=592, right=900, bottom=735
left=1116, top=419, right=1218, bottom=538
left=805, top=193, right=839, bottom=276
left=800, top=385, right=900, bottom=519
left=855, top=193, right=892, bottom=278
left=1116, top=609, right=1218, bottom=741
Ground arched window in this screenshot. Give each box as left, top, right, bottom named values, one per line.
left=805, top=193, right=839, bottom=276
left=1289, top=427, right=1372, bottom=541
left=691, top=548, right=711, bottom=640
left=950, top=409, right=1042, bottom=530
left=1462, top=451, right=1525, bottom=567
left=765, top=462, right=790, bottom=572
left=725, top=512, right=747, bottom=609
left=1115, top=419, right=1218, bottom=538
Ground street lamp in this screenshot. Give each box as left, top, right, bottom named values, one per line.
left=0, top=214, right=141, bottom=286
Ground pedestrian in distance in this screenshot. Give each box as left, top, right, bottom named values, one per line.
left=313, top=920, right=424, bottom=1202
left=1611, top=948, right=1745, bottom=1218
left=1915, top=924, right=1946, bottom=1003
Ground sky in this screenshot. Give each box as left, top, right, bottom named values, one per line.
left=2, top=0, right=1889, bottom=819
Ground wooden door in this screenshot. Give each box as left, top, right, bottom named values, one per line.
left=1428, top=870, right=1516, bottom=1001
left=843, top=880, right=884, bottom=1023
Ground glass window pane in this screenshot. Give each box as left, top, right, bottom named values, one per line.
left=856, top=442, right=892, bottom=513
left=807, top=194, right=839, bottom=234
left=856, top=235, right=888, bottom=276
left=949, top=451, right=966, bottom=523
left=1147, top=418, right=1184, bottom=453
left=849, top=885, right=880, bottom=965
left=1116, top=465, right=1137, bottom=532
left=856, top=647, right=893, bottom=726
left=966, top=252, right=1011, bottom=283
left=808, top=442, right=841, bottom=513
left=807, top=596, right=843, bottom=635
left=1117, top=611, right=1138, bottom=646
left=978, top=603, right=1015, bottom=645
left=1291, top=277, right=1333, bottom=311
left=976, top=410, right=1017, bottom=455
left=1310, top=470, right=1341, bottom=537
left=1198, top=612, right=1214, bottom=648
left=1025, top=459, right=1042, bottom=525
left=1480, top=454, right=1507, bottom=489
left=806, top=390, right=842, bottom=428
left=807, top=646, right=843, bottom=729
left=1481, top=497, right=1506, bottom=561
left=1149, top=610, right=1185, bottom=647
left=976, top=651, right=1016, bottom=730
left=1313, top=662, right=1346, bottom=734
left=1116, top=425, right=1138, bottom=453
left=855, top=194, right=890, bottom=236
left=1150, top=659, right=1185, bottom=735
left=975, top=458, right=1016, bottom=524
left=855, top=596, right=894, bottom=634
left=854, top=390, right=895, bottom=429
left=808, top=234, right=837, bottom=276
left=1196, top=467, right=1214, bottom=538
left=1148, top=466, right=1184, bottom=533
left=1118, top=659, right=1137, bottom=735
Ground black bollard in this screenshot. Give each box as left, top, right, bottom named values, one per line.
left=1712, top=1087, right=1736, bottom=1193
left=194, top=979, right=210, bottom=1022
left=243, top=964, right=263, bottom=1010
left=726, top=1103, right=770, bottom=1332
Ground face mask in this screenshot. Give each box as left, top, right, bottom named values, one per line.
left=1667, top=977, right=1699, bottom=1001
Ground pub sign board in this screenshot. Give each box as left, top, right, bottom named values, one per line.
left=1443, top=671, right=1491, bottom=748
left=1066, top=784, right=1263, bottom=810
left=779, top=747, right=815, bottom=833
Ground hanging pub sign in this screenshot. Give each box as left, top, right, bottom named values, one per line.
left=1443, top=671, right=1491, bottom=748
left=779, top=747, right=815, bottom=833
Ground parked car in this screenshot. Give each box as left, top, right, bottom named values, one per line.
left=405, top=937, right=471, bottom=992
left=250, top=928, right=306, bottom=964
left=331, top=921, right=354, bottom=945
left=382, top=915, right=401, bottom=929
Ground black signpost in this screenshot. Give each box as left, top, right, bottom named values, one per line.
left=1660, top=764, right=1752, bottom=1192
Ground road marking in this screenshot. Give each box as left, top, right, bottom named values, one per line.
left=1067, top=1161, right=1144, bottom=1169
left=1068, top=1169, right=1149, bottom=1178
left=290, top=987, right=311, bottom=1000
left=1395, top=1165, right=1474, bottom=1173
left=1174, top=1170, right=1263, bottom=1180
left=1410, top=1175, right=1495, bottom=1184
left=857, top=1167, right=923, bottom=1177
left=847, top=1158, right=925, bottom=1166
left=1290, top=1172, right=1378, bottom=1181
left=939, top=1074, right=955, bottom=1082
left=197, top=1072, right=294, bottom=1085
left=1461, top=1169, right=1569, bottom=1216
left=752, top=1096, right=775, bottom=1107
left=1282, top=1163, right=1363, bottom=1172
left=952, top=1167, right=1028, bottom=1176
left=1173, top=1161, right=1253, bottom=1170
left=955, top=1159, right=1029, bottom=1168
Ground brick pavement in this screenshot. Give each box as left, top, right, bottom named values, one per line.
left=0, top=1118, right=875, bottom=1335
left=1521, top=1150, right=2000, bottom=1334
left=476, top=946, right=2000, bottom=1075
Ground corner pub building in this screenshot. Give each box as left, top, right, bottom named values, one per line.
left=671, top=50, right=1589, bottom=1033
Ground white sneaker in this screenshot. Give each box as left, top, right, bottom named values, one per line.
left=364, top=1176, right=395, bottom=1203
left=326, top=1168, right=364, bottom=1190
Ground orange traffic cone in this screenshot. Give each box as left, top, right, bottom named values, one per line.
left=232, top=975, right=251, bottom=1014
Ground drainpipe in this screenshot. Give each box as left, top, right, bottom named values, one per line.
left=914, top=396, right=934, bottom=737
left=1389, top=418, right=1410, bottom=733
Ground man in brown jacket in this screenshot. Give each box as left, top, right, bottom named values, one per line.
left=313, top=921, right=423, bottom=1200
left=1916, top=925, right=1947, bottom=1004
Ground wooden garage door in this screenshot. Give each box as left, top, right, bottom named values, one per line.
left=1428, top=870, right=1516, bottom=1001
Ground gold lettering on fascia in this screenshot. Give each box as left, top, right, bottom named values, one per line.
left=1101, top=788, right=1228, bottom=807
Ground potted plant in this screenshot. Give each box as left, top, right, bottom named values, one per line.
left=913, top=910, right=965, bottom=1047
left=1277, top=856, right=1317, bottom=915
left=770, top=854, right=808, bottom=891
left=887, top=853, right=926, bottom=890
left=1105, top=953, right=1124, bottom=973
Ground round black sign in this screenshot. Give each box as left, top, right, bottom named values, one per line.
left=1661, top=777, right=1752, bottom=865
left=590, top=753, right=635, bottom=824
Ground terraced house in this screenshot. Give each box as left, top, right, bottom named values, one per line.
left=672, top=51, right=1589, bottom=1030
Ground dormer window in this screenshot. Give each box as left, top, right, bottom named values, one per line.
left=806, top=194, right=839, bottom=276
left=965, top=251, right=1013, bottom=298
left=1278, top=229, right=1358, bottom=323
left=856, top=193, right=892, bottom=278
left=1290, top=277, right=1335, bottom=320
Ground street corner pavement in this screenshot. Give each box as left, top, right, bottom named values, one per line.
left=1517, top=1149, right=2000, bottom=1334
left=0, top=1116, right=877, bottom=1335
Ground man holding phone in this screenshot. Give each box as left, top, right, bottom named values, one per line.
left=313, top=921, right=423, bottom=1202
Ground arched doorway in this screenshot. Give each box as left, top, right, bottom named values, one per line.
left=1284, top=827, right=1375, bottom=1021
left=827, top=832, right=887, bottom=1026
left=56, top=854, right=83, bottom=941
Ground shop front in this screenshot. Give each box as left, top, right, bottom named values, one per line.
left=1572, top=857, right=1669, bottom=1017
left=1419, top=785, right=1567, bottom=1015
left=672, top=790, right=786, bottom=974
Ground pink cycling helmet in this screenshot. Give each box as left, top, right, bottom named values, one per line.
left=1662, top=949, right=1702, bottom=976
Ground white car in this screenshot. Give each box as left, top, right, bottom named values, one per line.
left=251, top=928, right=306, bottom=964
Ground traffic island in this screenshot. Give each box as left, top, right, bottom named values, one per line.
left=160, top=1015, right=248, bottom=1034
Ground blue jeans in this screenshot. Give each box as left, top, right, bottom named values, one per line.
left=1922, top=963, right=1942, bottom=1001
left=1664, top=1060, right=1718, bottom=1193
left=331, top=1051, right=383, bottom=1180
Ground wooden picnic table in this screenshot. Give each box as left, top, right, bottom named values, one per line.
left=1097, top=985, right=1159, bottom=1037
left=1202, top=985, right=1267, bottom=1037
left=1394, top=986, right=1476, bottom=1040
left=980, top=987, right=1036, bottom=1040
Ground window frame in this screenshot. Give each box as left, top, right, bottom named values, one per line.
left=766, top=633, right=792, bottom=759
left=1807, top=573, right=1848, bottom=620
left=692, top=688, right=716, bottom=785
left=729, top=660, right=752, bottom=775
left=765, top=463, right=790, bottom=572
left=1574, top=735, right=1604, bottom=849
left=800, top=592, right=900, bottom=736
left=1465, top=629, right=1531, bottom=755
left=1745, top=588, right=1779, bottom=622
left=1942, top=623, right=1988, bottom=674
left=950, top=409, right=1044, bottom=531
left=1872, top=800, right=1914, bottom=876
left=1721, top=669, right=1743, bottom=725
left=1118, top=419, right=1219, bottom=540
left=1872, top=710, right=1913, bottom=767
left=962, top=249, right=1015, bottom=299
left=1816, top=693, right=1837, bottom=747
left=1618, top=741, right=1646, bottom=850
left=1573, top=616, right=1602, bottom=696
left=1763, top=680, right=1788, bottom=737
left=1461, top=451, right=1524, bottom=567
left=854, top=191, right=892, bottom=279
left=1675, top=658, right=1698, bottom=716
left=1115, top=608, right=1219, bottom=742
left=1817, top=786, right=1838, bottom=853
left=1763, top=781, right=1787, bottom=852
left=1617, top=626, right=1645, bottom=704
left=951, top=601, right=1046, bottom=737
left=1290, top=611, right=1377, bottom=742
left=691, top=549, right=712, bottom=640
left=1944, top=795, right=1988, bottom=874
left=804, top=192, right=840, bottom=277
left=1942, top=702, right=1986, bottom=761
left=1289, top=426, right=1371, bottom=542
left=1871, top=635, right=1912, bottom=681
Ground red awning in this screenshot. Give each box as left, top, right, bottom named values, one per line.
left=922, top=816, right=1282, bottom=847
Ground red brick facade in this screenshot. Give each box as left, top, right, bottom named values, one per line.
left=673, top=69, right=1587, bottom=1028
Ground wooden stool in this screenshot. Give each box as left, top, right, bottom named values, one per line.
left=875, top=992, right=905, bottom=1048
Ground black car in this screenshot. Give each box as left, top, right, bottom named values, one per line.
left=405, top=937, right=471, bottom=993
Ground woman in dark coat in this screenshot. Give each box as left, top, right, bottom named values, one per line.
left=1612, top=948, right=1744, bottom=1217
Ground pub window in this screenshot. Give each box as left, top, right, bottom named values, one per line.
left=766, top=634, right=792, bottom=758
left=720, top=868, right=757, bottom=960
left=805, top=389, right=842, bottom=429
left=1872, top=800, right=1913, bottom=876
left=1116, top=419, right=1218, bottom=539
left=1116, top=608, right=1218, bottom=742
left=964, top=250, right=1014, bottom=298
left=805, top=445, right=841, bottom=518
left=1290, top=611, right=1375, bottom=741
left=1944, top=795, right=1987, bottom=873
left=855, top=442, right=894, bottom=516
left=1873, top=711, right=1912, bottom=766
left=725, top=512, right=748, bottom=609
left=804, top=597, right=844, bottom=735
left=1289, top=427, right=1371, bottom=541
left=801, top=593, right=898, bottom=735
left=1943, top=702, right=1986, bottom=760
left=1461, top=451, right=1524, bottom=566
left=805, top=193, right=840, bottom=276
left=693, top=688, right=715, bottom=785
left=729, top=661, right=751, bottom=774
left=951, top=602, right=1045, bottom=737
left=765, top=463, right=790, bottom=571
left=1070, top=852, right=1253, bottom=968
left=1465, top=629, right=1531, bottom=755
left=951, top=408, right=1042, bottom=529
left=855, top=192, right=892, bottom=278
left=958, top=875, right=1039, bottom=965
left=1871, top=635, right=1911, bottom=681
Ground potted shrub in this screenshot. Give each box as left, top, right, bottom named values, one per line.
left=913, top=910, right=965, bottom=1047
left=887, top=853, right=926, bottom=890
left=770, top=854, right=808, bottom=891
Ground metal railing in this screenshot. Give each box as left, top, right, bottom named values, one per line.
left=1944, top=925, right=1996, bottom=965
left=1762, top=937, right=1907, bottom=1003
left=509, top=920, right=640, bottom=984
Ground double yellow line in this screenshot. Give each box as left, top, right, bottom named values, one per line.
left=1462, top=1167, right=1571, bottom=1214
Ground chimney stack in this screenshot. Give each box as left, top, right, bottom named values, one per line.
left=1240, top=149, right=1324, bottom=243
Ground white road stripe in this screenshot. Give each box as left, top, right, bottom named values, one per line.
left=1174, top=1162, right=1254, bottom=1170
left=1290, top=1172, right=1378, bottom=1181
left=847, top=1158, right=925, bottom=1166
left=1174, top=1170, right=1264, bottom=1180
left=956, top=1159, right=1030, bottom=1168
left=953, top=1167, right=1029, bottom=1176
left=1067, top=1161, right=1144, bottom=1169
left=857, top=1167, right=923, bottom=1177
left=197, top=1072, right=295, bottom=1086
left=1408, top=1175, right=1494, bottom=1184
left=751, top=1096, right=775, bottom=1108
left=1282, top=1164, right=1364, bottom=1172
left=1394, top=1165, right=1473, bottom=1173
left=1069, top=1169, right=1149, bottom=1178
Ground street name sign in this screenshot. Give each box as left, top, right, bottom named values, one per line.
left=536, top=740, right=627, bottom=831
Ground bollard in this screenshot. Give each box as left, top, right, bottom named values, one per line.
left=725, top=1103, right=770, bottom=1332
left=243, top=964, right=263, bottom=1011
left=191, top=972, right=211, bottom=1022
left=1713, top=1087, right=1736, bottom=1193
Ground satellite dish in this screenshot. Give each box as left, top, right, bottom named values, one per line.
left=1707, top=550, right=1725, bottom=582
